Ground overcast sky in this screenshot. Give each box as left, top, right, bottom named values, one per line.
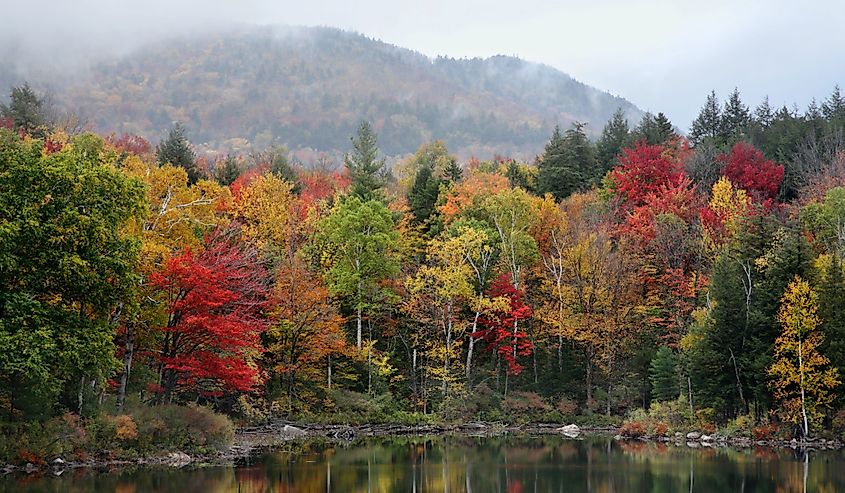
left=3, top=0, right=844, bottom=129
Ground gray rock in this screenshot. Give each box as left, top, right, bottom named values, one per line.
left=166, top=452, right=192, bottom=467
left=700, top=434, right=713, bottom=442
left=281, top=424, right=306, bottom=437
left=686, top=431, right=701, bottom=440
left=557, top=424, right=580, bottom=437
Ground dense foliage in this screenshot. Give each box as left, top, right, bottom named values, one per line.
left=4, top=82, right=845, bottom=454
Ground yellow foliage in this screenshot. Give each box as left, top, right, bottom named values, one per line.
left=768, top=277, right=840, bottom=434
left=231, top=173, right=294, bottom=250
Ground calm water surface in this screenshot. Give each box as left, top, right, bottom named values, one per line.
left=3, top=435, right=844, bottom=492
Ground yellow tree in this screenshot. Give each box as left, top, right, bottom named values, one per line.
left=768, top=277, right=839, bottom=437
left=535, top=192, right=645, bottom=407
left=230, top=173, right=294, bottom=253
left=406, top=226, right=487, bottom=402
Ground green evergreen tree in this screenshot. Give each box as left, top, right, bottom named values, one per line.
left=596, top=108, right=631, bottom=174
left=214, top=154, right=241, bottom=186
left=156, top=122, right=200, bottom=185
left=722, top=88, right=751, bottom=143
left=0, top=83, right=51, bottom=139
left=408, top=162, right=442, bottom=225
left=444, top=158, right=463, bottom=183
left=649, top=346, right=679, bottom=402
left=632, top=112, right=675, bottom=145
left=755, top=96, right=774, bottom=128
left=822, top=85, right=845, bottom=129
left=536, top=122, right=595, bottom=200
left=819, top=255, right=845, bottom=391
left=345, top=120, right=388, bottom=201
left=689, top=90, right=722, bottom=146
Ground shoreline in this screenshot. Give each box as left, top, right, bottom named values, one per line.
left=2, top=422, right=841, bottom=476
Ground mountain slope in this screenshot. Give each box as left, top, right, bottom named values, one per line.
left=33, top=26, right=644, bottom=160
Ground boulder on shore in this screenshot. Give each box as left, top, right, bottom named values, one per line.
left=165, top=452, right=192, bottom=467
left=686, top=431, right=701, bottom=440
left=557, top=424, right=580, bottom=437
left=281, top=424, right=306, bottom=437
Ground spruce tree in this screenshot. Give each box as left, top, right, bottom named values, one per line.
left=156, top=122, right=200, bottom=184
left=755, top=96, right=774, bottom=128
left=632, top=112, right=675, bottom=145
left=596, top=108, right=631, bottom=174
left=345, top=120, right=387, bottom=201
left=536, top=123, right=595, bottom=201
left=819, top=255, right=845, bottom=387
left=722, top=88, right=751, bottom=143
left=649, top=346, right=679, bottom=402
left=689, top=90, right=722, bottom=146
left=214, top=154, right=240, bottom=186
left=0, top=83, right=51, bottom=139
left=408, top=162, right=442, bottom=225
left=823, top=85, right=845, bottom=132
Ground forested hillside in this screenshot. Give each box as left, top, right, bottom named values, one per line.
left=3, top=26, right=642, bottom=160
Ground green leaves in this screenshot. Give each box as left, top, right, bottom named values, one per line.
left=0, top=130, right=145, bottom=417
left=316, top=195, right=399, bottom=311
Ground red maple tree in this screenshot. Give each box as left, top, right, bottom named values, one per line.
left=719, top=142, right=783, bottom=202
left=611, top=142, right=686, bottom=211
left=106, top=133, right=151, bottom=156
left=473, top=274, right=533, bottom=375
left=151, top=229, right=270, bottom=399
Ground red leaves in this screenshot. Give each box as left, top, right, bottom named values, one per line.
left=719, top=142, right=783, bottom=202
left=106, top=133, right=151, bottom=156
left=611, top=142, right=686, bottom=211
left=473, top=274, right=533, bottom=375
left=229, top=163, right=269, bottom=201
left=152, top=231, right=269, bottom=395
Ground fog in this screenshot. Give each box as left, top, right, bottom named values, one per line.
left=2, top=0, right=844, bottom=129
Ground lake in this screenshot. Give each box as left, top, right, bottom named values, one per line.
left=3, top=434, right=844, bottom=492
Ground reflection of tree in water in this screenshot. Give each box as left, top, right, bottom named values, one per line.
left=5, top=436, right=845, bottom=492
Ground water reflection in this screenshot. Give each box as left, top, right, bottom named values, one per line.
left=3, top=435, right=844, bottom=493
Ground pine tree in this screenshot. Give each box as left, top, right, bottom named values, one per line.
left=156, top=122, right=200, bottom=184
left=649, top=346, right=679, bottom=402
left=408, top=163, right=442, bottom=225
left=822, top=85, right=845, bottom=126
left=264, top=145, right=299, bottom=189
left=722, top=88, right=751, bottom=143
left=536, top=123, right=595, bottom=201
left=596, top=108, right=631, bottom=174
left=755, top=96, right=774, bottom=128
left=345, top=120, right=388, bottom=201
left=0, top=83, right=51, bottom=138
left=819, top=256, right=845, bottom=387
left=214, top=154, right=241, bottom=186
left=443, top=158, right=463, bottom=183
left=689, top=91, right=722, bottom=146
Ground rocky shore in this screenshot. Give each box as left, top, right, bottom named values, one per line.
left=3, top=421, right=840, bottom=476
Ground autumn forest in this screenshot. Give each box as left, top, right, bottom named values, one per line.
left=4, top=81, right=845, bottom=462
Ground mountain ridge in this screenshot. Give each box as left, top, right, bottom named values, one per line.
left=3, top=25, right=644, bottom=161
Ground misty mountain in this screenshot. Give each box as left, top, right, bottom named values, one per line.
left=4, top=26, right=643, bottom=160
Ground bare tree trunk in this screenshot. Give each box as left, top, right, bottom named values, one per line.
left=357, top=306, right=363, bottom=350
left=728, top=348, right=746, bottom=412
left=327, top=355, right=332, bottom=390
left=466, top=310, right=480, bottom=382
left=117, top=326, right=134, bottom=411
left=688, top=376, right=694, bottom=421
left=799, top=339, right=810, bottom=437
left=78, top=374, right=85, bottom=414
